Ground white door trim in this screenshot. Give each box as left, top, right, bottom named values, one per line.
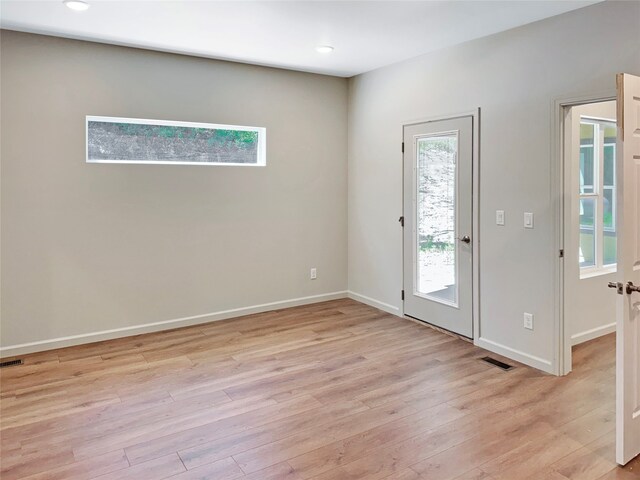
left=400, top=108, right=480, bottom=340
left=552, top=91, right=617, bottom=376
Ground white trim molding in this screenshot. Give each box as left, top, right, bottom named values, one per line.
left=475, top=336, right=554, bottom=374
left=347, top=291, right=401, bottom=316
left=0, top=291, right=348, bottom=358
left=571, top=322, right=617, bottom=346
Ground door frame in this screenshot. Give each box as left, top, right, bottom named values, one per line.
left=552, top=91, right=617, bottom=376
left=401, top=108, right=481, bottom=340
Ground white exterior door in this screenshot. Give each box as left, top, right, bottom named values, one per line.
left=615, top=73, right=640, bottom=466
left=403, top=116, right=473, bottom=338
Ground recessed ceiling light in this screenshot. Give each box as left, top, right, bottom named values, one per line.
left=63, top=0, right=90, bottom=11
left=316, top=45, right=334, bottom=54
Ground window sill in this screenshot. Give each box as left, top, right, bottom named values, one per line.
left=580, top=266, right=617, bottom=280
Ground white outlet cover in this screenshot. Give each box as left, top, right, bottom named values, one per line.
left=496, top=210, right=505, bottom=226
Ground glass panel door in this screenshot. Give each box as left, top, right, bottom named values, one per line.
left=403, top=116, right=473, bottom=338
left=415, top=132, right=458, bottom=306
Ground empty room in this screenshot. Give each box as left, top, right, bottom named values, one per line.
left=1, top=1, right=640, bottom=479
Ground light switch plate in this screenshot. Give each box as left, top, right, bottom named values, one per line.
left=496, top=210, right=505, bottom=226
left=524, top=212, right=534, bottom=229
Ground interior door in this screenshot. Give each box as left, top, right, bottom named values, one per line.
left=615, top=73, right=640, bottom=466
left=403, top=116, right=473, bottom=338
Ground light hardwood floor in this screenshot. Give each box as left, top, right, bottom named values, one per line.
left=0, top=299, right=638, bottom=480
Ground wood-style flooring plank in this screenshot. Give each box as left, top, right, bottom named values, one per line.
left=0, top=300, right=633, bottom=480
left=163, top=457, right=244, bottom=480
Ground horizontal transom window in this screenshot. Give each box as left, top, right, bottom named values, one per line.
left=86, top=116, right=266, bottom=166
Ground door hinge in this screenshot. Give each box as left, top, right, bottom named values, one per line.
left=398, top=216, right=404, bottom=227
left=402, top=142, right=404, bottom=153
left=401, top=290, right=405, bottom=300
left=559, top=249, right=564, bottom=258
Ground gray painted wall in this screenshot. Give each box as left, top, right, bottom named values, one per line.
left=1, top=31, right=348, bottom=352
left=347, top=1, right=640, bottom=372
left=2, top=1, right=639, bottom=370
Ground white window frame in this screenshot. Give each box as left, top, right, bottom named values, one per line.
left=86, top=116, right=266, bottom=166
left=579, top=116, right=616, bottom=278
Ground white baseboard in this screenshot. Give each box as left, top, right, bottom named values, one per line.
left=347, top=291, right=401, bottom=316
left=475, top=336, right=554, bottom=374
left=0, top=291, right=348, bottom=358
left=571, top=322, right=616, bottom=346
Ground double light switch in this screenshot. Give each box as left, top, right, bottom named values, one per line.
left=496, top=210, right=534, bottom=229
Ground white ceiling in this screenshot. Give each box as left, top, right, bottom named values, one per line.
left=0, top=0, right=602, bottom=77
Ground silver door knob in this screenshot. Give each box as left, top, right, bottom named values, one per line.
left=459, top=236, right=471, bottom=244
left=626, top=281, right=640, bottom=295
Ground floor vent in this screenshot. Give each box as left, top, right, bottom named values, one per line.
left=0, top=359, right=23, bottom=368
left=481, top=356, right=513, bottom=371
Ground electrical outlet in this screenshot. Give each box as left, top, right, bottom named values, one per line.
left=496, top=210, right=505, bottom=226
left=524, top=313, right=534, bottom=330
left=310, top=268, right=317, bottom=280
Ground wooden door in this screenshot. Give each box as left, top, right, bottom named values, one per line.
left=615, top=72, right=640, bottom=466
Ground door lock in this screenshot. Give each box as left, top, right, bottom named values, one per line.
left=626, top=281, right=640, bottom=295
left=608, top=282, right=624, bottom=295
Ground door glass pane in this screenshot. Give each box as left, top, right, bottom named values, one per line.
left=579, top=123, right=595, bottom=194
left=579, top=197, right=596, bottom=268
left=416, top=133, right=458, bottom=305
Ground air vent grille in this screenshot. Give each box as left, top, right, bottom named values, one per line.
left=0, top=359, right=23, bottom=368
left=481, top=356, right=513, bottom=371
